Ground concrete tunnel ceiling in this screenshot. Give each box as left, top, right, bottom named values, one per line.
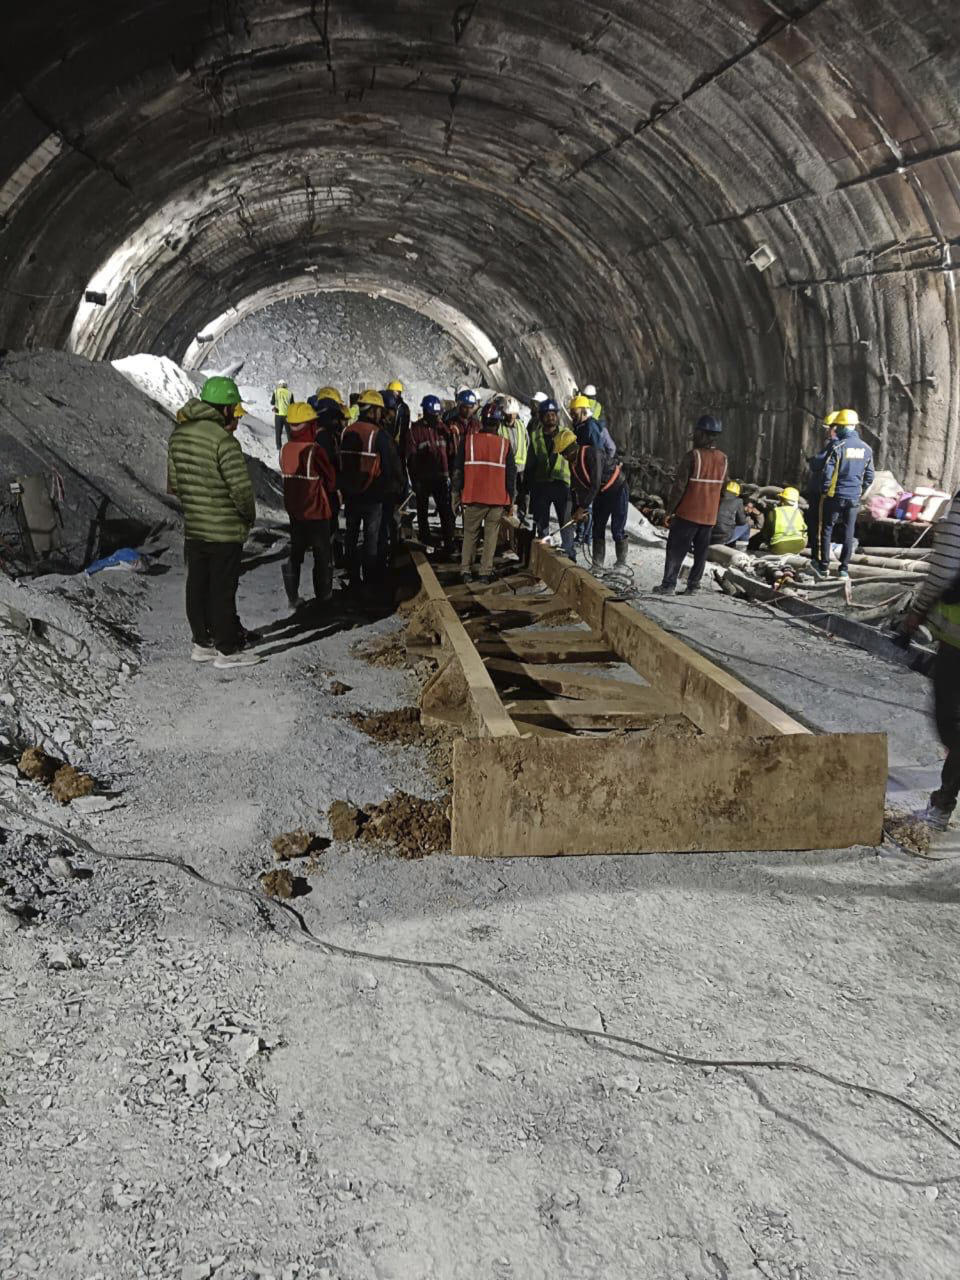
left=1, top=2, right=960, bottom=486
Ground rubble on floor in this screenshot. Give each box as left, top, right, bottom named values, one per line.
left=270, top=829, right=329, bottom=861
left=351, top=634, right=409, bottom=668
left=325, top=792, right=450, bottom=859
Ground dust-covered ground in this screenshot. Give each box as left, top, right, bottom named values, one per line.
left=2, top=529, right=960, bottom=1280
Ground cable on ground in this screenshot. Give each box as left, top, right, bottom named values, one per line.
left=3, top=794, right=959, bottom=1184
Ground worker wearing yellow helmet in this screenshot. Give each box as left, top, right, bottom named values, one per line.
left=808, top=407, right=874, bottom=578
left=710, top=478, right=752, bottom=548
left=747, top=485, right=807, bottom=555
left=314, top=385, right=344, bottom=406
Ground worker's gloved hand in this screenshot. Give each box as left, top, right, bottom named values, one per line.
left=571, top=507, right=588, bottom=525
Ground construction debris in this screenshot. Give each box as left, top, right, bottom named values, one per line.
left=270, top=829, right=328, bottom=861
left=50, top=764, right=95, bottom=805
left=18, top=745, right=62, bottom=784
left=259, top=868, right=296, bottom=899
left=327, top=800, right=364, bottom=842
left=360, top=792, right=451, bottom=859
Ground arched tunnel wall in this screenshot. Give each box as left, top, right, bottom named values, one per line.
left=1, top=1, right=959, bottom=486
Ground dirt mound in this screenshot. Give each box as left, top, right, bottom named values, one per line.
left=50, top=764, right=95, bottom=805
left=352, top=635, right=408, bottom=668
left=885, top=812, right=933, bottom=857
left=348, top=706, right=422, bottom=744
left=270, top=829, right=329, bottom=861
left=17, top=746, right=95, bottom=804
left=326, top=792, right=450, bottom=858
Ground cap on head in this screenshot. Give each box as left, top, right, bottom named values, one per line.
left=834, top=408, right=859, bottom=427
left=421, top=394, right=442, bottom=415
left=456, top=389, right=478, bottom=406
left=552, top=427, right=578, bottom=455
left=386, top=380, right=404, bottom=393
left=569, top=395, right=591, bottom=413
left=695, top=414, right=722, bottom=434
left=725, top=480, right=741, bottom=496
left=779, top=486, right=800, bottom=505
left=357, top=389, right=385, bottom=408
left=201, top=375, right=242, bottom=407
left=315, top=385, right=344, bottom=406
left=286, top=401, right=318, bottom=425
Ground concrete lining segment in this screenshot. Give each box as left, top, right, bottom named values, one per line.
left=1, top=2, right=960, bottom=484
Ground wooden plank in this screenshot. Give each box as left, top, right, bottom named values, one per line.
left=525, top=539, right=810, bottom=737
left=409, top=549, right=518, bottom=739
left=504, top=699, right=688, bottom=729
left=451, top=732, right=887, bottom=856
left=483, top=658, right=673, bottom=705
left=477, top=632, right=617, bottom=664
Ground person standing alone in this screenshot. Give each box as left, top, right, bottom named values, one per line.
left=271, top=380, right=293, bottom=450
left=654, top=414, right=728, bottom=595
left=168, top=376, right=260, bottom=668
left=811, top=408, right=874, bottom=579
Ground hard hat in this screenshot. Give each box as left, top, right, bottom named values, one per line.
left=481, top=401, right=504, bottom=426
left=583, top=384, right=597, bottom=398
left=725, top=480, right=741, bottom=496
left=386, top=380, right=404, bottom=393
left=421, top=394, right=442, bottom=415
left=357, top=389, right=385, bottom=408
left=779, top=486, right=800, bottom=505
left=533, top=392, right=548, bottom=403
left=456, top=389, right=478, bottom=406
left=824, top=410, right=839, bottom=427
left=696, top=414, right=723, bottom=434
left=315, top=385, right=344, bottom=405
left=277, top=380, right=287, bottom=387
left=286, top=401, right=318, bottom=425
left=569, top=395, right=591, bottom=413
left=501, top=395, right=520, bottom=417
left=552, top=428, right=578, bottom=455
left=381, top=390, right=399, bottom=410
left=540, top=399, right=559, bottom=415
left=200, top=375, right=242, bottom=406
left=313, top=396, right=344, bottom=422
left=834, top=408, right=859, bottom=427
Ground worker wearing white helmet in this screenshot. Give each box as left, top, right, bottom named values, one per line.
left=578, top=383, right=605, bottom=428
left=497, top=395, right=529, bottom=521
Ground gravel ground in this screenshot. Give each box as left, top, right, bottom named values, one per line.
left=2, top=531, right=960, bottom=1279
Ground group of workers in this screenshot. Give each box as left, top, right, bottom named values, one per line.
left=654, top=406, right=876, bottom=595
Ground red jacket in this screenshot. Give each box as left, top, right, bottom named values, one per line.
left=280, top=424, right=336, bottom=521
left=406, top=418, right=455, bottom=482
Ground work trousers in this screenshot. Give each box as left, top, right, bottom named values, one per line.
left=932, top=642, right=960, bottom=811
left=724, top=522, right=751, bottom=546
left=274, top=415, right=288, bottom=450
left=184, top=538, right=243, bottom=654
left=662, top=516, right=713, bottom=590
left=344, top=498, right=384, bottom=585
left=461, top=504, right=504, bottom=576
left=287, top=518, right=332, bottom=602
left=414, top=478, right=455, bottom=550
left=817, top=495, right=858, bottom=569
left=530, top=481, right=574, bottom=560
left=592, top=483, right=629, bottom=559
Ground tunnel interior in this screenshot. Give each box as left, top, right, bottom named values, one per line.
left=1, top=1, right=959, bottom=485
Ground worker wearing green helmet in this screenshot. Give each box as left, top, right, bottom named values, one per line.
left=167, top=376, right=260, bottom=669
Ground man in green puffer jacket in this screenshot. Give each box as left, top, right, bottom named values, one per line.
left=167, top=376, right=260, bottom=669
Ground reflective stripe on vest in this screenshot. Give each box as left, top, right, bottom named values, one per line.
left=769, top=505, right=806, bottom=549
left=462, top=432, right=509, bottom=506
left=340, top=423, right=381, bottom=492
left=572, top=446, right=620, bottom=494
left=274, top=386, right=292, bottom=416
left=675, top=448, right=727, bottom=525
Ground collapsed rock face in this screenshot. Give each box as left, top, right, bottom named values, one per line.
left=1, top=3, right=959, bottom=486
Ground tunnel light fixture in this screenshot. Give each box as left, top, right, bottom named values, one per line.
left=83, top=290, right=108, bottom=306
left=748, top=243, right=777, bottom=273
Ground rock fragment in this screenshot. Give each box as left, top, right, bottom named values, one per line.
left=328, top=800, right=364, bottom=841
left=50, top=765, right=95, bottom=805
left=260, top=869, right=295, bottom=899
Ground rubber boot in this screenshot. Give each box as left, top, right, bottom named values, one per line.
left=281, top=560, right=300, bottom=606
left=615, top=539, right=629, bottom=567
left=591, top=537, right=605, bottom=573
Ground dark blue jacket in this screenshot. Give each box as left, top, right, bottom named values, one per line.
left=817, top=430, right=875, bottom=501
left=574, top=416, right=616, bottom=460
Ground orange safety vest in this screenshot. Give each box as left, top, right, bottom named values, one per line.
left=675, top=447, right=728, bottom=525
left=462, top=432, right=510, bottom=506
left=280, top=440, right=333, bottom=521
left=339, top=422, right=382, bottom=494
left=571, top=446, right=621, bottom=495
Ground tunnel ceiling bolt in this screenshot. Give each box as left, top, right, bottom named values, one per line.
left=747, top=243, right=777, bottom=272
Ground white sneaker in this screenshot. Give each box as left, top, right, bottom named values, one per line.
left=214, top=650, right=262, bottom=669
left=191, top=644, right=218, bottom=663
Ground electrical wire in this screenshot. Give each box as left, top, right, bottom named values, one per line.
left=2, top=794, right=959, bottom=1181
